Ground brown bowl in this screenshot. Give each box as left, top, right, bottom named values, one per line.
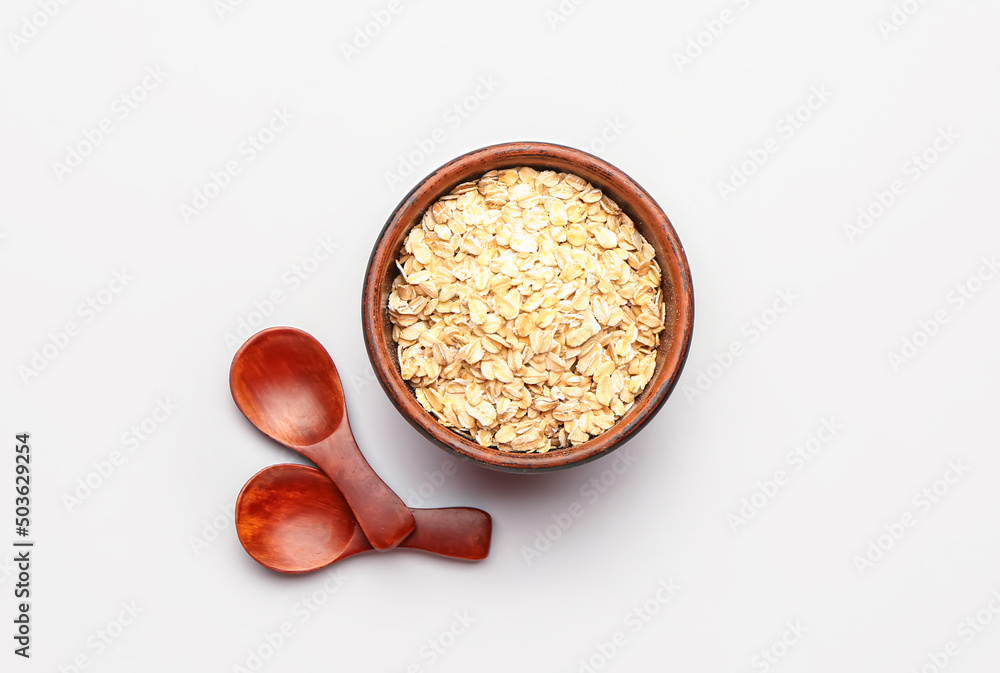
left=362, top=142, right=693, bottom=473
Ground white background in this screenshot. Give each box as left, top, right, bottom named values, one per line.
left=2, top=0, right=999, bottom=671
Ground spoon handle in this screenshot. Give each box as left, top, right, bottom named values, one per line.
left=400, top=508, right=492, bottom=560
left=308, top=426, right=416, bottom=551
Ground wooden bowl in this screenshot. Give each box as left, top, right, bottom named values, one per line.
left=362, top=142, right=693, bottom=473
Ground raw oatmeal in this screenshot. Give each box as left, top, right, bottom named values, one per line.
left=388, top=167, right=666, bottom=453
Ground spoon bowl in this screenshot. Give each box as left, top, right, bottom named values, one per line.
left=236, top=464, right=492, bottom=573
left=229, top=327, right=343, bottom=448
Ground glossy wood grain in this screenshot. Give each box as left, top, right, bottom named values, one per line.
left=230, top=327, right=416, bottom=549
left=362, top=142, right=695, bottom=472
left=236, top=464, right=492, bottom=573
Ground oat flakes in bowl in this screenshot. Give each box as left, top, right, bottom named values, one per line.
left=363, top=142, right=693, bottom=473
left=388, top=167, right=665, bottom=454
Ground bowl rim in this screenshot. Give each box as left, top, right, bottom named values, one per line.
left=362, top=141, right=694, bottom=472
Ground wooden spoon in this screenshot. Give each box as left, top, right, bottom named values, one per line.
left=236, top=464, right=492, bottom=572
left=230, top=326, right=415, bottom=550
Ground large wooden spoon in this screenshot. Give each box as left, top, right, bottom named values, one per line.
left=230, top=326, right=415, bottom=550
left=236, top=464, right=492, bottom=572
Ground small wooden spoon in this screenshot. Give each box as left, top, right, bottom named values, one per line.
left=236, top=464, right=492, bottom=572
left=230, top=326, right=415, bottom=550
